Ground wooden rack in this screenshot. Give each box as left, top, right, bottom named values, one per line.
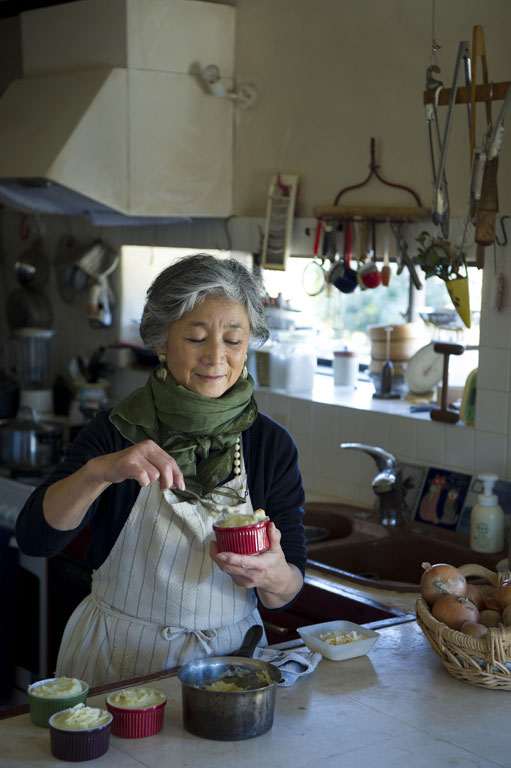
left=313, top=205, right=430, bottom=223
left=315, top=139, right=430, bottom=224
left=423, top=82, right=510, bottom=107
left=423, top=25, right=511, bottom=162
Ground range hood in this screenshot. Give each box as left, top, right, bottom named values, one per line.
left=0, top=0, right=235, bottom=224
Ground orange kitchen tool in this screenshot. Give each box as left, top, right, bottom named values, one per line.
left=381, top=223, right=391, bottom=286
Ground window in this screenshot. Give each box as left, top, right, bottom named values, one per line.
left=263, top=256, right=480, bottom=337
left=261, top=255, right=482, bottom=387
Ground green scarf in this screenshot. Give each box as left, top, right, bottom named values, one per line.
left=109, top=370, right=258, bottom=490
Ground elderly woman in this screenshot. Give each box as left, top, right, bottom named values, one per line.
left=15, top=253, right=306, bottom=686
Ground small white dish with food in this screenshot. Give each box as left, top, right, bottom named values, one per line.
left=297, top=620, right=380, bottom=661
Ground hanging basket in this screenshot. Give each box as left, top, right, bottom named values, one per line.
left=445, top=276, right=471, bottom=328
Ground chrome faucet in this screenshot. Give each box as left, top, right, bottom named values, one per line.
left=340, top=443, right=404, bottom=527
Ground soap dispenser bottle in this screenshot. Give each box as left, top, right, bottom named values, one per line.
left=470, top=473, right=504, bottom=553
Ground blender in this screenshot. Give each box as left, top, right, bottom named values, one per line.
left=10, top=328, right=55, bottom=416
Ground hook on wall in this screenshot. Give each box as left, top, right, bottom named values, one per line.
left=495, top=216, right=509, bottom=247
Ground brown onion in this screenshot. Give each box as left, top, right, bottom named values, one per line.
left=479, top=609, right=502, bottom=628
left=461, top=621, right=488, bottom=639
left=420, top=562, right=467, bottom=607
left=491, top=580, right=511, bottom=612
left=465, top=583, right=486, bottom=612
left=502, top=605, right=511, bottom=626
left=432, top=595, right=479, bottom=630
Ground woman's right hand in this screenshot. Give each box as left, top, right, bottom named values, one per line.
left=43, top=439, right=184, bottom=531
left=94, top=439, right=185, bottom=491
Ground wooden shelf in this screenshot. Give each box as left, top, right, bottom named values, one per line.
left=313, top=205, right=431, bottom=221
left=423, top=81, right=511, bottom=106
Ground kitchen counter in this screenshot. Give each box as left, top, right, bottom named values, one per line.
left=1, top=621, right=510, bottom=767
left=305, top=565, right=420, bottom=615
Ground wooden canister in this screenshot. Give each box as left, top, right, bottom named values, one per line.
left=368, top=323, right=425, bottom=365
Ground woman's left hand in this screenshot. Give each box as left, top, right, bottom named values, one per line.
left=209, top=522, right=303, bottom=609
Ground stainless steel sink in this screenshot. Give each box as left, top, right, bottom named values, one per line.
left=303, top=501, right=503, bottom=590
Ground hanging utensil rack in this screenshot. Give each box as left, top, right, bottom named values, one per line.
left=423, top=25, right=511, bottom=254
left=314, top=138, right=430, bottom=224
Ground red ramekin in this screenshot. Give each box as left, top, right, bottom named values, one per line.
left=213, top=518, right=270, bottom=555
left=105, top=691, right=167, bottom=739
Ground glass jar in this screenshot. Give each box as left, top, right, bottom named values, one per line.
left=269, top=334, right=316, bottom=392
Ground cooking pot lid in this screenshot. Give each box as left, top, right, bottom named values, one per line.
left=1, top=405, right=61, bottom=432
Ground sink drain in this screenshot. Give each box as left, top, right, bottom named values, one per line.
left=304, top=526, right=330, bottom=543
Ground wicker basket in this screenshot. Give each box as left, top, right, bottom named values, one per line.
left=416, top=563, right=511, bottom=690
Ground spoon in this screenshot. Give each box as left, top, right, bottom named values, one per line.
left=169, top=487, right=233, bottom=516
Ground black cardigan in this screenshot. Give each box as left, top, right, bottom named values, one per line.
left=15, top=410, right=307, bottom=575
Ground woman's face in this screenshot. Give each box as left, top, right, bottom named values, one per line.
left=160, top=297, right=251, bottom=398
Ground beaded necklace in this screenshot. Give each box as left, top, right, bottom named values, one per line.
left=233, top=436, right=241, bottom=476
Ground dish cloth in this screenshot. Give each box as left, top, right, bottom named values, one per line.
left=252, top=646, right=322, bottom=686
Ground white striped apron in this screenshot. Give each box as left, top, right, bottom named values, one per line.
left=55, top=448, right=266, bottom=686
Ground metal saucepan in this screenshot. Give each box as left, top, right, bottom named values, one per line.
left=0, top=406, right=62, bottom=469
left=177, top=655, right=281, bottom=740
left=328, top=220, right=357, bottom=294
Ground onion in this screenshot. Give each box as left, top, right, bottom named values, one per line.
left=479, top=609, right=502, bottom=628
left=461, top=622, right=488, bottom=639
left=465, top=583, right=486, bottom=612
left=491, top=580, right=511, bottom=612
left=432, top=595, right=479, bottom=630
left=420, top=562, right=467, bottom=607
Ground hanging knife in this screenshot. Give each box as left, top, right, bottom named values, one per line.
left=487, top=85, right=511, bottom=160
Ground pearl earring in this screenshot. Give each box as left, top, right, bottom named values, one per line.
left=156, top=353, right=168, bottom=381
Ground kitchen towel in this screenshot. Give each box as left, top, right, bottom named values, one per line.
left=253, top=647, right=322, bottom=686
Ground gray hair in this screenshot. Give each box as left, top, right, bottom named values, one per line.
left=139, top=253, right=269, bottom=351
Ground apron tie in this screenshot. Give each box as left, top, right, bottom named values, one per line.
left=160, top=626, right=218, bottom=654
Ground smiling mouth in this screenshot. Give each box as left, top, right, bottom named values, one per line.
left=196, top=373, right=224, bottom=381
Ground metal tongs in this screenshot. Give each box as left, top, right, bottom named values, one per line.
left=428, top=41, right=471, bottom=237
left=425, top=65, right=449, bottom=238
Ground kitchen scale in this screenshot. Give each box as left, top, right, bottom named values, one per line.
left=405, top=342, right=444, bottom=395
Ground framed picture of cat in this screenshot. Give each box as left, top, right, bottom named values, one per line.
left=414, top=468, right=471, bottom=530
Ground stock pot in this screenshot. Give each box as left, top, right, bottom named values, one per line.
left=0, top=406, right=62, bottom=469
